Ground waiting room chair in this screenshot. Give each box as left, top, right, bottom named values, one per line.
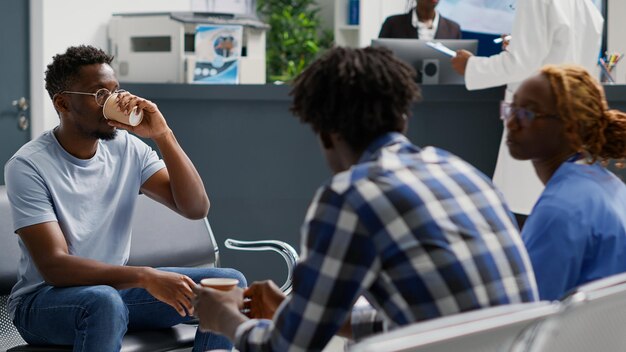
left=0, top=188, right=298, bottom=352
left=525, top=272, right=626, bottom=352
left=349, top=302, right=559, bottom=352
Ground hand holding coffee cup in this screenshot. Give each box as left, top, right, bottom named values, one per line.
left=104, top=91, right=172, bottom=142
left=192, top=280, right=247, bottom=339
left=103, top=91, right=143, bottom=126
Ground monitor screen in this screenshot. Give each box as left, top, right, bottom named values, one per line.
left=371, top=39, right=478, bottom=85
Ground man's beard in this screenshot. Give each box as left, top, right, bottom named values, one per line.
left=93, top=129, right=118, bottom=141
left=73, top=117, right=118, bottom=141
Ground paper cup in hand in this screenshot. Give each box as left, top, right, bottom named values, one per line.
left=103, top=92, right=143, bottom=126
left=200, top=278, right=239, bottom=291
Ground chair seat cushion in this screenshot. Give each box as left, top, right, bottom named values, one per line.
left=7, top=324, right=196, bottom=352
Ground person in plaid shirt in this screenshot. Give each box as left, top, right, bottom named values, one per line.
left=193, top=46, right=538, bottom=351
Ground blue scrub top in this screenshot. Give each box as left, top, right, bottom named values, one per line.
left=522, top=161, right=626, bottom=300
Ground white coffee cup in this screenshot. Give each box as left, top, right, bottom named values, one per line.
left=199, top=278, right=239, bottom=291
left=103, top=92, right=143, bottom=126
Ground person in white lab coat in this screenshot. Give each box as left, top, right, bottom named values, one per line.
left=450, top=0, right=604, bottom=216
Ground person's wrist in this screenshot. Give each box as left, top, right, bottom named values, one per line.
left=221, top=307, right=249, bottom=340
left=152, top=128, right=174, bottom=144
left=137, top=266, right=156, bottom=287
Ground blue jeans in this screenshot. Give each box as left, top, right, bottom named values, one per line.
left=12, top=267, right=246, bottom=352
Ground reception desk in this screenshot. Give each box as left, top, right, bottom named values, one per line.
left=123, top=83, right=626, bottom=282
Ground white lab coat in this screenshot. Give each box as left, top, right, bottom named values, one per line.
left=465, top=0, right=604, bottom=215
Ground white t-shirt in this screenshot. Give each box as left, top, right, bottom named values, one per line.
left=4, top=129, right=165, bottom=318
left=412, top=9, right=440, bottom=41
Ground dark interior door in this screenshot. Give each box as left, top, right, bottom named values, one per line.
left=0, top=0, right=30, bottom=185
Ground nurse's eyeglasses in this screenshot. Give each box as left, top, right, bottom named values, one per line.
left=500, top=101, right=559, bottom=125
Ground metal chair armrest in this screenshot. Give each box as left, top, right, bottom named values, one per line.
left=224, top=239, right=299, bottom=294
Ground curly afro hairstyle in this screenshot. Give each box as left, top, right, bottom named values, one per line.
left=290, top=46, right=421, bottom=152
left=45, top=45, right=113, bottom=100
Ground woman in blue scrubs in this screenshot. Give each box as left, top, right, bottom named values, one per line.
left=503, top=64, right=626, bottom=300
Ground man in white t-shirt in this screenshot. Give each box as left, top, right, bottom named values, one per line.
left=4, top=45, right=245, bottom=352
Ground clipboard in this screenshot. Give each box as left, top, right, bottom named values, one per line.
left=426, top=41, right=457, bottom=57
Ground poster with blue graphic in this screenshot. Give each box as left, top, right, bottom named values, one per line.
left=194, top=25, right=243, bottom=84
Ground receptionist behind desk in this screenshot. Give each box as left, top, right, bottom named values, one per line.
left=379, top=0, right=461, bottom=40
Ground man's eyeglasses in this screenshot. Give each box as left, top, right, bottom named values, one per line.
left=500, top=101, right=559, bottom=125
left=58, top=88, right=126, bottom=107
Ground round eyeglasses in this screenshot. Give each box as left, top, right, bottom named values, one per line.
left=59, top=88, right=126, bottom=107
left=500, top=101, right=559, bottom=125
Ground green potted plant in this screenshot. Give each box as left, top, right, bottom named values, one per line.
left=257, top=0, right=333, bottom=83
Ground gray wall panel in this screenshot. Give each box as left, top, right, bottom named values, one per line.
left=124, top=83, right=626, bottom=283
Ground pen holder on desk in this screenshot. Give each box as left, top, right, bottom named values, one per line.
left=599, top=53, right=623, bottom=84
left=599, top=63, right=616, bottom=84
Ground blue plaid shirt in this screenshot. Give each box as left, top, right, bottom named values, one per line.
left=235, top=132, right=538, bottom=352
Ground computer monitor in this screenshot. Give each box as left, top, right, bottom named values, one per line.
left=370, top=38, right=478, bottom=85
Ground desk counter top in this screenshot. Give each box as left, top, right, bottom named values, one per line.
left=122, top=83, right=626, bottom=103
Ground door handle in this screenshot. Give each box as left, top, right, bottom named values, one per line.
left=12, top=97, right=29, bottom=112
left=11, top=97, right=29, bottom=131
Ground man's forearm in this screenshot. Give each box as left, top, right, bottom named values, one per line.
left=152, top=129, right=209, bottom=218
left=41, top=253, right=153, bottom=289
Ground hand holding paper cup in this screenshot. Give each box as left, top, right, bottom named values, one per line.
left=103, top=91, right=143, bottom=126
left=193, top=278, right=245, bottom=338
left=199, top=278, right=240, bottom=291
